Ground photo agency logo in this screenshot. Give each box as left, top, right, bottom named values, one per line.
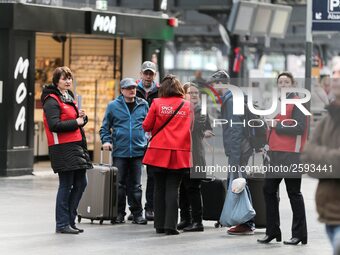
left=201, top=83, right=312, bottom=128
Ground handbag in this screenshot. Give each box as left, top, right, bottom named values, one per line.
left=219, top=169, right=256, bottom=227
left=143, top=100, right=185, bottom=154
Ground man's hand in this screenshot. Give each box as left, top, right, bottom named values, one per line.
left=102, top=143, right=112, bottom=151
left=204, top=130, right=215, bottom=138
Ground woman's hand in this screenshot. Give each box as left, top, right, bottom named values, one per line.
left=79, top=109, right=86, bottom=117
left=102, top=142, right=112, bottom=151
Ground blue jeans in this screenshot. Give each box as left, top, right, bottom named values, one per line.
left=113, top=157, right=143, bottom=217
left=56, top=169, right=87, bottom=230
left=326, top=225, right=340, bottom=255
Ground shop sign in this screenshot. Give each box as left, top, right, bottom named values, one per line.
left=313, top=0, right=340, bottom=31
left=92, top=14, right=116, bottom=35
left=14, top=57, right=29, bottom=132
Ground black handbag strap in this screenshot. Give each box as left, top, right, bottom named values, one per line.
left=148, top=100, right=185, bottom=143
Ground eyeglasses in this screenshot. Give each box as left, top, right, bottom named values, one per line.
left=188, top=92, right=199, bottom=95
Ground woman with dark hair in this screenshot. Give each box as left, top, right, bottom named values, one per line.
left=257, top=72, right=308, bottom=245
left=177, top=82, right=213, bottom=232
left=142, top=75, right=192, bottom=235
left=41, top=66, right=92, bottom=234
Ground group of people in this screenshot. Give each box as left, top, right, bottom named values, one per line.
left=41, top=61, right=340, bottom=254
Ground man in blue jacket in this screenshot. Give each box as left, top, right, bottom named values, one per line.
left=100, top=78, right=149, bottom=225
left=210, top=70, right=255, bottom=235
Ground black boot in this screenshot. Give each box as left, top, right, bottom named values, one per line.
left=257, top=233, right=282, bottom=244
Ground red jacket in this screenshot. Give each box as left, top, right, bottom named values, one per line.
left=43, top=94, right=82, bottom=146
left=268, top=99, right=308, bottom=153
left=142, top=97, right=192, bottom=169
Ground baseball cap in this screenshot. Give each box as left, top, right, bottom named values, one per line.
left=141, top=61, right=157, bottom=73
left=207, top=70, right=230, bottom=84
left=120, top=78, right=137, bottom=89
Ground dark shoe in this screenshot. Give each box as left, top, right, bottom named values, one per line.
left=145, top=210, right=154, bottom=221
left=183, top=222, right=204, bottom=232
left=71, top=225, right=84, bottom=233
left=227, top=224, right=254, bottom=235
left=56, top=226, right=79, bottom=234
left=127, top=214, right=133, bottom=221
left=115, top=214, right=126, bottom=224
left=156, top=228, right=165, bottom=234
left=132, top=215, right=147, bottom=225
left=257, top=233, right=282, bottom=244
left=165, top=229, right=180, bottom=235
left=283, top=237, right=307, bottom=245
left=177, top=220, right=191, bottom=230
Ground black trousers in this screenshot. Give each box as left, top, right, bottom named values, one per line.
left=179, top=173, right=203, bottom=223
left=145, top=166, right=154, bottom=211
left=264, top=152, right=307, bottom=239
left=151, top=166, right=185, bottom=230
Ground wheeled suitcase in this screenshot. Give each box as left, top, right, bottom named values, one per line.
left=78, top=150, right=118, bottom=224
left=201, top=178, right=227, bottom=227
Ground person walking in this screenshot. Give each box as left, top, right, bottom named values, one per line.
left=100, top=78, right=148, bottom=225
left=178, top=82, right=213, bottom=232
left=301, top=62, right=340, bottom=255
left=142, top=75, right=192, bottom=235
left=136, top=61, right=159, bottom=221
left=41, top=66, right=93, bottom=234
left=257, top=72, right=308, bottom=245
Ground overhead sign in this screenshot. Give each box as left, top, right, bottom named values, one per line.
left=313, top=0, right=340, bottom=31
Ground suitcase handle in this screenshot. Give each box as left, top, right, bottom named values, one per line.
left=100, top=147, right=112, bottom=165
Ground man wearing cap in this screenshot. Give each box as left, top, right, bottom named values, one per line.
left=136, top=61, right=159, bottom=221
left=100, top=78, right=149, bottom=225
left=209, top=70, right=255, bottom=235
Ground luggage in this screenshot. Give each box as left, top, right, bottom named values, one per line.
left=201, top=178, right=227, bottom=228
left=78, top=149, right=118, bottom=224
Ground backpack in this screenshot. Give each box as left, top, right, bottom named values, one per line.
left=244, top=101, right=268, bottom=152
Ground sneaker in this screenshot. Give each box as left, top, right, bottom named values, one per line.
left=115, top=214, right=126, bottom=224
left=227, top=224, right=254, bottom=235
left=132, top=215, right=147, bottom=225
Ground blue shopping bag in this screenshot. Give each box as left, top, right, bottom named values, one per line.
left=219, top=177, right=256, bottom=227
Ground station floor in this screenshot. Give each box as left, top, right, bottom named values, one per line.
left=0, top=161, right=332, bottom=255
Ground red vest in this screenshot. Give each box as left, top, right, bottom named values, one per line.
left=43, top=94, right=82, bottom=146
left=268, top=102, right=308, bottom=153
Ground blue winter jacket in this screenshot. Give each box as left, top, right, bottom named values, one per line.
left=221, top=90, right=251, bottom=167
left=100, top=95, right=149, bottom=158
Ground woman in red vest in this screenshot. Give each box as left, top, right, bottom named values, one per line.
left=143, top=74, right=192, bottom=235
left=257, top=72, right=308, bottom=245
left=41, top=66, right=92, bottom=234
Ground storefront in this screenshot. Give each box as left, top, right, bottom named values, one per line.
left=0, top=3, right=174, bottom=176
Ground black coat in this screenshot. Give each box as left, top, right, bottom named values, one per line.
left=41, top=85, right=92, bottom=173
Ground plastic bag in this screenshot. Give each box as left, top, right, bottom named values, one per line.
left=219, top=178, right=256, bottom=227
left=231, top=177, right=246, bottom=193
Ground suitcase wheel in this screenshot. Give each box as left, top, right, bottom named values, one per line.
left=214, top=222, right=221, bottom=228
left=91, top=219, right=94, bottom=224
left=78, top=216, right=81, bottom=223
left=99, top=220, right=104, bottom=225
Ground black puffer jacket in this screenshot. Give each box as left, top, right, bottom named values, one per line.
left=41, top=84, right=93, bottom=173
